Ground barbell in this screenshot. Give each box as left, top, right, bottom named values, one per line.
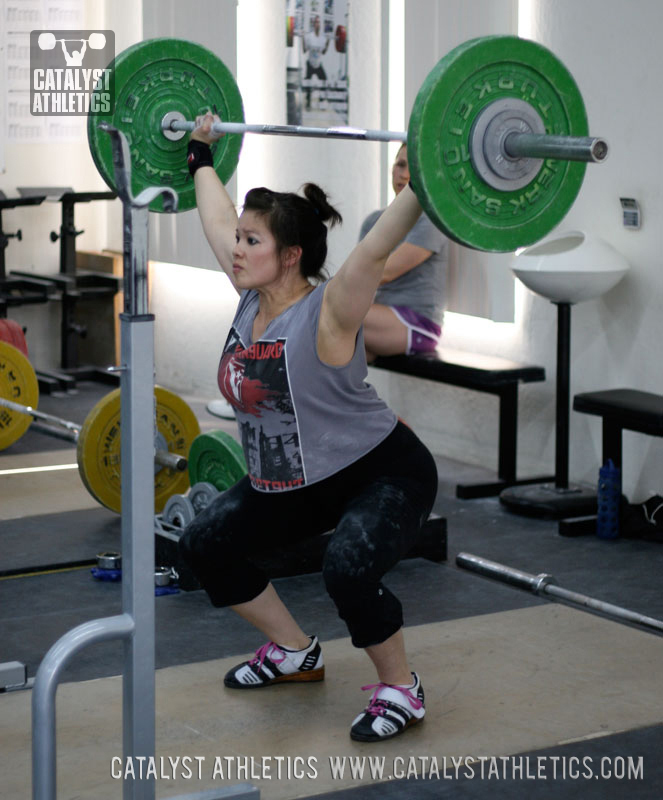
left=88, top=35, right=607, bottom=252
left=0, top=340, right=199, bottom=513
left=456, top=552, right=663, bottom=636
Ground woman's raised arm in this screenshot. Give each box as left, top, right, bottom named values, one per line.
left=190, top=113, right=239, bottom=290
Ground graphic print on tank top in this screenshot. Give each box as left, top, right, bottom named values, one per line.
left=218, top=327, right=304, bottom=491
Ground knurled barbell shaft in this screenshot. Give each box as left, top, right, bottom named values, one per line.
left=0, top=397, right=79, bottom=435
left=0, top=396, right=187, bottom=472
left=166, top=118, right=407, bottom=143
left=163, top=117, right=608, bottom=163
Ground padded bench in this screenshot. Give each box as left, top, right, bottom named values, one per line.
left=559, top=388, right=663, bottom=536
left=573, top=388, right=663, bottom=466
left=372, top=348, right=553, bottom=499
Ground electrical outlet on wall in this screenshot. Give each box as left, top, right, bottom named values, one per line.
left=620, top=198, right=641, bottom=229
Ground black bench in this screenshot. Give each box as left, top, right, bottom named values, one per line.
left=372, top=349, right=553, bottom=499
left=156, top=513, right=447, bottom=592
left=560, top=388, right=663, bottom=535
left=574, top=389, right=663, bottom=464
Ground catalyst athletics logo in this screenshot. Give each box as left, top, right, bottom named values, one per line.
left=30, top=30, right=115, bottom=116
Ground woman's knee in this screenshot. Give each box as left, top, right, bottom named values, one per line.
left=177, top=492, right=244, bottom=568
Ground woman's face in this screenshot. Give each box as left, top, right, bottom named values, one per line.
left=391, top=145, right=410, bottom=195
left=232, top=210, right=282, bottom=288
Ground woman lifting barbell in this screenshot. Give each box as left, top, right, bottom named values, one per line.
left=178, top=112, right=438, bottom=743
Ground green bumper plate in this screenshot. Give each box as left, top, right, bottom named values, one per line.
left=88, top=38, right=244, bottom=212
left=408, top=35, right=588, bottom=252
left=188, top=430, right=248, bottom=492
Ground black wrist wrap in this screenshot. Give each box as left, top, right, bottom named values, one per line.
left=187, top=140, right=214, bottom=177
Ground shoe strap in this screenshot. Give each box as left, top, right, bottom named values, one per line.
left=250, top=642, right=286, bottom=673
left=360, top=680, right=423, bottom=716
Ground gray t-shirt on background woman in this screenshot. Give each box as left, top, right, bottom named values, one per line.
left=359, top=210, right=448, bottom=322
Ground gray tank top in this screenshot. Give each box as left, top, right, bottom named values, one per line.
left=217, top=283, right=397, bottom=492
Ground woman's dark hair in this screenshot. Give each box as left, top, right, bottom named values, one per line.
left=243, top=183, right=342, bottom=281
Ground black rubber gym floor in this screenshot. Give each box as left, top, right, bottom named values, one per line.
left=1, top=381, right=662, bottom=799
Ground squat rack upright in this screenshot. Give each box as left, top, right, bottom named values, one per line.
left=30, top=127, right=258, bottom=800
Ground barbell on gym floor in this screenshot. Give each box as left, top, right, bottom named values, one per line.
left=88, top=35, right=606, bottom=251
left=456, top=552, right=663, bottom=636
left=0, top=340, right=199, bottom=513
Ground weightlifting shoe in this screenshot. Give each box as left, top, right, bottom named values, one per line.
left=350, top=672, right=425, bottom=742
left=224, top=635, right=324, bottom=689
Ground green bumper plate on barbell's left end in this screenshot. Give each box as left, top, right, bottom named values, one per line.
left=408, top=35, right=588, bottom=252
left=88, top=38, right=244, bottom=212
left=188, top=430, right=248, bottom=492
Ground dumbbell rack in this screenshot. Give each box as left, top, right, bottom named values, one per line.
left=11, top=188, right=120, bottom=392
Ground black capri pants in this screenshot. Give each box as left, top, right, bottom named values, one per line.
left=179, top=421, right=438, bottom=648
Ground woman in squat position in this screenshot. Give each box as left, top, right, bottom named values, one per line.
left=179, top=113, right=438, bottom=743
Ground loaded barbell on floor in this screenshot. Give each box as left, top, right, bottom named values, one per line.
left=88, top=35, right=607, bottom=251
left=456, top=552, right=663, bottom=636
left=0, top=340, right=199, bottom=513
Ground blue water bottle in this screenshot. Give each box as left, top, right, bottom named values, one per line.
left=596, top=459, right=621, bottom=539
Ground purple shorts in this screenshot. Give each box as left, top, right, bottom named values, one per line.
left=390, top=306, right=441, bottom=355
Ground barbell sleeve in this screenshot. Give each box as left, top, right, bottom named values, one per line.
left=154, top=450, right=188, bottom=472
left=503, top=133, right=609, bottom=163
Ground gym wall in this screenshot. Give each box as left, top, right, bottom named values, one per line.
left=2, top=0, right=662, bottom=500
left=372, top=0, right=663, bottom=500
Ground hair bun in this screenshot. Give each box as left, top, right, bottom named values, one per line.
left=302, top=183, right=342, bottom=228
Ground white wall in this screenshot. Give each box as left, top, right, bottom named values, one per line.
left=404, top=0, right=519, bottom=322
left=4, top=0, right=662, bottom=501
left=375, top=0, right=663, bottom=501
left=517, top=0, right=663, bottom=499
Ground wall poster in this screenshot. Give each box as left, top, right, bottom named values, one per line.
left=286, top=0, right=348, bottom=126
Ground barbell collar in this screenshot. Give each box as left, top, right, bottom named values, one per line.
left=504, top=133, right=609, bottom=163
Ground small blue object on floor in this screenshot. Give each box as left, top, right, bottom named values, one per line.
left=90, top=567, right=122, bottom=582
